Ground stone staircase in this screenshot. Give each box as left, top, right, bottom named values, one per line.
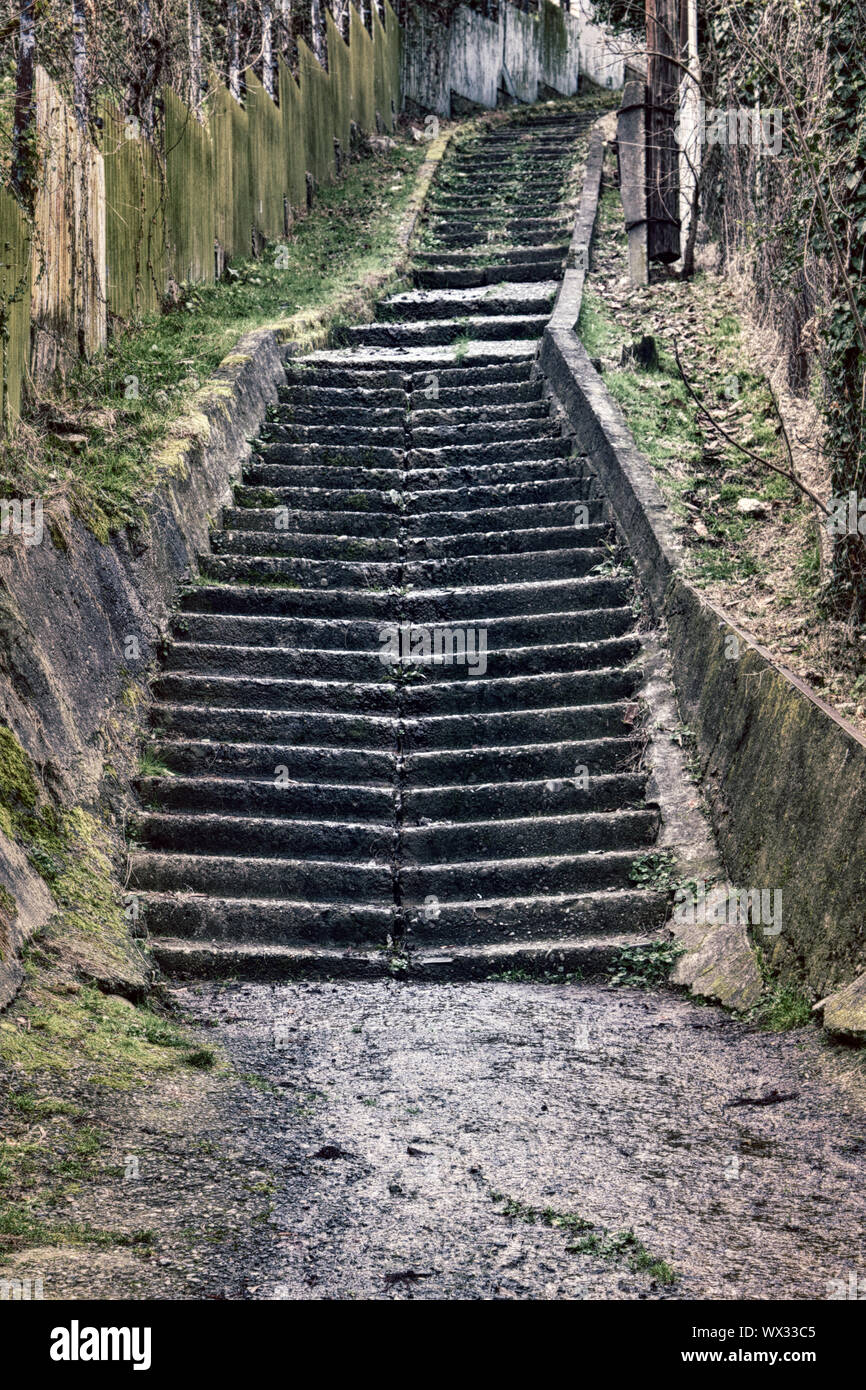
left=131, top=105, right=669, bottom=979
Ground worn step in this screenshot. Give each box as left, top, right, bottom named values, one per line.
left=235, top=471, right=403, bottom=499
left=221, top=507, right=401, bottom=537
left=136, top=774, right=393, bottom=821
left=403, top=574, right=632, bottom=620
left=376, top=283, right=558, bottom=322
left=169, top=605, right=635, bottom=652
left=400, top=848, right=650, bottom=899
left=414, top=260, right=564, bottom=289
left=152, top=671, right=399, bottom=713
left=132, top=810, right=393, bottom=859
left=406, top=889, right=664, bottom=945
left=403, top=701, right=638, bottom=750
left=197, top=552, right=399, bottom=588
left=400, top=668, right=640, bottom=716
left=408, top=419, right=560, bottom=447
left=334, top=314, right=550, bottom=348
left=249, top=441, right=404, bottom=469
left=177, top=584, right=399, bottom=620
left=139, top=894, right=392, bottom=945
left=407, top=401, right=550, bottom=426
left=260, top=421, right=404, bottom=447
left=404, top=773, right=648, bottom=823
left=151, top=702, right=398, bottom=745
left=130, top=850, right=392, bottom=900
left=149, top=939, right=395, bottom=981
left=163, top=633, right=635, bottom=684
left=210, top=530, right=400, bottom=562
left=404, top=524, right=611, bottom=558
left=403, top=735, right=643, bottom=786
left=403, top=498, right=606, bottom=533
left=146, top=739, right=395, bottom=781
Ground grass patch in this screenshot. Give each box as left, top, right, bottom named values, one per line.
left=579, top=184, right=807, bottom=593
left=0, top=138, right=426, bottom=541
left=751, top=985, right=813, bottom=1031
left=489, top=1190, right=676, bottom=1285
left=0, top=724, right=219, bottom=1086
left=0, top=1203, right=153, bottom=1257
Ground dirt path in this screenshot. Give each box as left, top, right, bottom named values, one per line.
left=7, top=978, right=865, bottom=1301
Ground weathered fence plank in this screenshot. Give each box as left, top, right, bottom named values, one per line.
left=2, top=0, right=401, bottom=428
left=32, top=66, right=106, bottom=382
left=0, top=190, right=31, bottom=430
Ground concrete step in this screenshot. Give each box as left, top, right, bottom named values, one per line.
left=139, top=101, right=665, bottom=978
left=130, top=850, right=392, bottom=900
left=333, top=313, right=550, bottom=348
left=376, top=283, right=558, bottom=322
left=169, top=605, right=636, bottom=652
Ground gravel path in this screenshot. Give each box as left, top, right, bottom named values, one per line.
left=7, top=978, right=864, bottom=1301
left=167, top=978, right=866, bottom=1301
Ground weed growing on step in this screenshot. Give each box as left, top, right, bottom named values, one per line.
left=488, top=1190, right=676, bottom=1285
left=628, top=850, right=677, bottom=892
left=453, top=331, right=472, bottom=364
left=608, top=940, right=686, bottom=989
left=137, top=751, right=172, bottom=779
left=488, top=967, right=584, bottom=985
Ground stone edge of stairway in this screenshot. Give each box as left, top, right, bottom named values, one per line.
left=539, top=117, right=866, bottom=1031
left=539, top=118, right=764, bottom=1016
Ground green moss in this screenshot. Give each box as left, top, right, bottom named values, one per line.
left=0, top=726, right=40, bottom=820
left=489, top=1190, right=677, bottom=1284
left=0, top=137, right=426, bottom=537
left=0, top=1204, right=153, bottom=1257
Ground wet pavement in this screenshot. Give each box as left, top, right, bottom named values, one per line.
left=168, top=977, right=866, bottom=1301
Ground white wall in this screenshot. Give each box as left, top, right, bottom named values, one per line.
left=450, top=7, right=502, bottom=110
left=405, top=0, right=626, bottom=118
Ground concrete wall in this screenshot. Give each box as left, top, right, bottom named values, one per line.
left=404, top=0, right=622, bottom=118
left=539, top=125, right=866, bottom=1035
left=575, top=0, right=627, bottom=89
left=450, top=7, right=501, bottom=110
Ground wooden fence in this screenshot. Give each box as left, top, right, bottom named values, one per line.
left=0, top=0, right=401, bottom=429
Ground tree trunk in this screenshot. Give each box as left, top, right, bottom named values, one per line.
left=228, top=0, right=241, bottom=100
left=72, top=0, right=87, bottom=133
left=310, top=0, right=325, bottom=65
left=645, top=0, right=681, bottom=262
left=11, top=0, right=36, bottom=210
left=262, top=1, right=275, bottom=97
left=277, top=0, right=292, bottom=61
left=139, top=0, right=154, bottom=133
left=188, top=0, right=202, bottom=113
left=678, top=0, right=701, bottom=276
